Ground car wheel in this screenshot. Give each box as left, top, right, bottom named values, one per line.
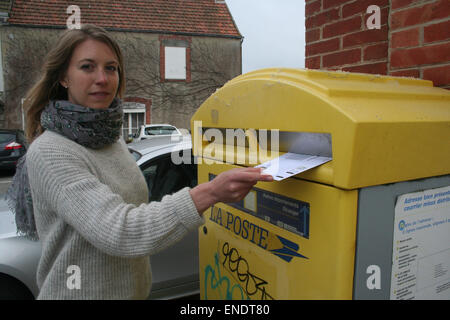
left=0, top=274, right=34, bottom=300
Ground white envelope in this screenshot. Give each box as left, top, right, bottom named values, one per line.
left=255, top=152, right=332, bottom=181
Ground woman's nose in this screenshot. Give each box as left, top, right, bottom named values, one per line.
left=95, top=69, right=108, bottom=84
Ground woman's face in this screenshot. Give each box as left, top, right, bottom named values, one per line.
left=60, top=39, right=120, bottom=109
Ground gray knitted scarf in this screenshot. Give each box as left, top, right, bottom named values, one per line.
left=6, top=98, right=123, bottom=240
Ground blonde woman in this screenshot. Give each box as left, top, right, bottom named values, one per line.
left=8, top=24, right=272, bottom=300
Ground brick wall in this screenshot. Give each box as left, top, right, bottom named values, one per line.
left=390, top=0, right=450, bottom=88
left=305, top=0, right=450, bottom=89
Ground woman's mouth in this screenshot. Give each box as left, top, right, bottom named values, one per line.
left=89, top=92, right=110, bottom=100
left=90, top=92, right=109, bottom=97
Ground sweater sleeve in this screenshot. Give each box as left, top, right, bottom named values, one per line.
left=27, top=140, right=204, bottom=258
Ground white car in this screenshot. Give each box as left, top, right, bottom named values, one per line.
left=0, top=135, right=199, bottom=299
left=132, top=124, right=182, bottom=142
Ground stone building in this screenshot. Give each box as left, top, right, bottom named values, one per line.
left=0, top=0, right=242, bottom=136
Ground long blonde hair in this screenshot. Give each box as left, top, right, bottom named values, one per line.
left=24, top=24, right=125, bottom=144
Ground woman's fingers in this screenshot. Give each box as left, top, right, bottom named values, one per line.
left=189, top=167, right=273, bottom=214
left=228, top=167, right=274, bottom=182
left=211, top=167, right=273, bottom=203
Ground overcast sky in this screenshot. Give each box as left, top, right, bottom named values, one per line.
left=225, top=0, right=305, bottom=74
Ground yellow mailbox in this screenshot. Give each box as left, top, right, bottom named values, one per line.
left=191, top=68, right=450, bottom=300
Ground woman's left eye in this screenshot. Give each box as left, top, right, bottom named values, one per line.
left=81, top=64, right=94, bottom=70
left=106, top=66, right=117, bottom=72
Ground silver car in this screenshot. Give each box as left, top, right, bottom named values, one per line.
left=128, top=135, right=199, bottom=299
left=132, top=124, right=182, bottom=142
left=0, top=211, right=40, bottom=299
left=0, top=135, right=199, bottom=299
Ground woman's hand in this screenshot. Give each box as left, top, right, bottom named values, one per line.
left=189, top=167, right=273, bottom=215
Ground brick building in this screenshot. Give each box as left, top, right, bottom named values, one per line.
left=305, top=0, right=449, bottom=89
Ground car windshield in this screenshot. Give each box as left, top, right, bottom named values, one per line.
left=0, top=133, right=15, bottom=143
left=144, top=126, right=176, bottom=136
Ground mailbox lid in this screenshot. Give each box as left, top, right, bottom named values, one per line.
left=191, top=68, right=450, bottom=189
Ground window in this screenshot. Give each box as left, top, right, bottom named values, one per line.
left=140, top=153, right=197, bottom=202
left=160, top=36, right=191, bottom=82
left=144, top=125, right=177, bottom=136
left=165, top=46, right=186, bottom=80
left=0, top=133, right=15, bottom=143
left=122, top=102, right=146, bottom=139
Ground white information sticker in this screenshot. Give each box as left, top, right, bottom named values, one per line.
left=390, top=185, right=450, bottom=300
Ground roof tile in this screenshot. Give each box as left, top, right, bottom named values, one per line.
left=8, top=0, right=241, bottom=38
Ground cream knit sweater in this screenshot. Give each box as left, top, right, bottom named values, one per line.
left=26, top=130, right=204, bottom=299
